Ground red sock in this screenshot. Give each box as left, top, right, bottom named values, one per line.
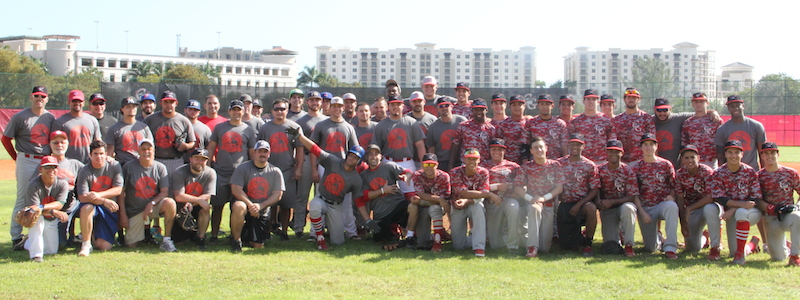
left=735, top=220, right=750, bottom=258
left=310, top=217, right=324, bottom=237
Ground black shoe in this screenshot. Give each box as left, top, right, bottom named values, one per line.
left=231, top=239, right=243, bottom=253
left=209, top=236, right=219, bottom=244
left=280, top=232, right=290, bottom=241
left=12, top=237, right=25, bottom=251
left=295, top=231, right=304, bottom=239
left=400, top=236, right=417, bottom=250
left=196, top=237, right=207, bottom=250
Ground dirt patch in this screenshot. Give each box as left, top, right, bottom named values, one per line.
left=0, top=160, right=16, bottom=180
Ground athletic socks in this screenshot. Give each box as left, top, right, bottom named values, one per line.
left=735, top=220, right=750, bottom=258
left=407, top=231, right=415, bottom=238
left=311, top=217, right=324, bottom=238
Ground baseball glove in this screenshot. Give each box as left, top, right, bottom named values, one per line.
left=174, top=131, right=188, bottom=146
left=15, top=206, right=41, bottom=228
left=176, top=206, right=197, bottom=232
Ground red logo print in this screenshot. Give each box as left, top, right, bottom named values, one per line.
left=155, top=126, right=176, bottom=149
left=30, top=124, right=49, bottom=146
left=324, top=173, right=345, bottom=196
left=440, top=129, right=457, bottom=151
left=246, top=177, right=270, bottom=200
left=388, top=128, right=409, bottom=150
left=221, top=131, right=244, bottom=153
left=91, top=175, right=113, bottom=192
left=728, top=130, right=752, bottom=151
left=185, top=182, right=203, bottom=196
left=424, top=105, right=438, bottom=117
left=134, top=176, right=158, bottom=199
left=359, top=133, right=373, bottom=149
left=69, top=125, right=91, bottom=148
left=656, top=130, right=673, bottom=151
left=57, top=168, right=76, bottom=186
left=369, top=177, right=388, bottom=191
left=121, top=131, right=144, bottom=152
left=324, top=131, right=346, bottom=154
left=269, top=132, right=290, bottom=153
left=42, top=196, right=56, bottom=205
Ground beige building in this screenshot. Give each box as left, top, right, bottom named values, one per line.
left=716, top=62, right=754, bottom=96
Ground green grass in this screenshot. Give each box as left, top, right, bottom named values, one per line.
left=2, top=177, right=800, bottom=300
left=779, top=146, right=800, bottom=163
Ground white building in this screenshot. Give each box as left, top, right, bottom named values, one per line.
left=563, top=42, right=716, bottom=97
left=0, top=35, right=298, bottom=88
left=716, top=62, right=754, bottom=96
left=316, top=43, right=537, bottom=88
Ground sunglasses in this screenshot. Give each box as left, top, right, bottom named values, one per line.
left=42, top=165, right=57, bottom=170
left=33, top=95, right=47, bottom=98
left=624, top=90, right=640, bottom=95
left=273, top=107, right=287, bottom=111
left=91, top=102, right=105, bottom=106
left=422, top=163, right=437, bottom=168
left=437, top=104, right=451, bottom=108
left=655, top=108, right=669, bottom=112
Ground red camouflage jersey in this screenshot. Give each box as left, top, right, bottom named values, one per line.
left=570, top=113, right=616, bottom=162
left=757, top=166, right=800, bottom=206
left=452, top=104, right=472, bottom=118
left=449, top=165, right=491, bottom=201
left=708, top=163, right=762, bottom=204
left=597, top=162, right=639, bottom=200
left=675, top=164, right=714, bottom=207
left=681, top=114, right=721, bottom=162
left=495, top=116, right=532, bottom=163
left=480, top=159, right=521, bottom=198
left=631, top=157, right=676, bottom=207
left=612, top=110, right=655, bottom=162
left=453, top=120, right=498, bottom=162
left=412, top=169, right=451, bottom=201
left=526, top=116, right=570, bottom=160
left=515, top=159, right=565, bottom=199
left=557, top=156, right=600, bottom=203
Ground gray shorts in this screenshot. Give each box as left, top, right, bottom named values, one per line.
left=211, top=181, right=233, bottom=206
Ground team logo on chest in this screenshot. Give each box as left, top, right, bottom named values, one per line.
left=780, top=180, right=790, bottom=193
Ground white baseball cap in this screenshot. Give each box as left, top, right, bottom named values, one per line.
left=330, top=96, right=344, bottom=106
left=342, top=93, right=357, bottom=101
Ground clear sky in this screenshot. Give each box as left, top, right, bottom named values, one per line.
left=2, top=0, right=796, bottom=85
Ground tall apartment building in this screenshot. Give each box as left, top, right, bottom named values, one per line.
left=563, top=42, right=716, bottom=98
left=0, top=35, right=298, bottom=88
left=316, top=43, right=537, bottom=88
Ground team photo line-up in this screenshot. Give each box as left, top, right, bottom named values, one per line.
left=5, top=75, right=798, bottom=266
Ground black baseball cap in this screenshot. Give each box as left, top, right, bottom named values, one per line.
left=252, top=99, right=262, bottom=107
left=421, top=153, right=438, bottom=164
left=455, top=82, right=470, bottom=91
left=489, top=138, right=507, bottom=149
left=471, top=99, right=488, bottom=108
left=229, top=100, right=244, bottom=110
left=760, top=142, right=779, bottom=152
left=680, top=144, right=699, bottom=155
left=726, top=95, right=743, bottom=104
left=307, top=91, right=322, bottom=99
left=537, top=94, right=553, bottom=103
left=600, top=94, right=614, bottom=103
left=491, top=93, right=507, bottom=102
left=191, top=148, right=210, bottom=158
left=161, top=91, right=177, bottom=101
left=568, top=133, right=585, bottom=144
left=640, top=133, right=658, bottom=144
left=559, top=95, right=574, bottom=103
left=120, top=97, right=138, bottom=106
left=31, top=86, right=48, bottom=96
left=691, top=92, right=708, bottom=101
left=435, top=96, right=454, bottom=105
left=654, top=98, right=670, bottom=109
left=583, top=89, right=599, bottom=98
left=725, top=140, right=743, bottom=150
left=89, top=93, right=106, bottom=103
left=606, top=139, right=624, bottom=152
left=509, top=95, right=525, bottom=103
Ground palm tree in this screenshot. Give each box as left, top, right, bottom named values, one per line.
left=198, top=62, right=221, bottom=85
left=127, top=61, right=158, bottom=81
left=296, top=66, right=330, bottom=88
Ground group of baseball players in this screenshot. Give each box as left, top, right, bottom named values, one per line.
left=5, top=76, right=800, bottom=266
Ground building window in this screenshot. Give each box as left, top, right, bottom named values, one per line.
left=121, top=75, right=127, bottom=82
left=332, top=54, right=336, bottom=58
left=226, top=54, right=231, bottom=59
left=342, top=61, right=346, bottom=65
left=332, top=61, right=336, bottom=65
left=353, top=75, right=357, bottom=79
left=592, top=69, right=595, bottom=73
left=109, top=74, right=115, bottom=82
left=332, top=68, right=336, bottom=72
left=95, top=60, right=104, bottom=67
left=592, top=62, right=596, bottom=66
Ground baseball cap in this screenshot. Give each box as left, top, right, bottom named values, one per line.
left=726, top=95, right=743, bottom=104
left=289, top=88, right=304, bottom=97
left=330, top=96, right=344, bottom=106
left=365, top=144, right=381, bottom=154
left=489, top=138, right=507, bottom=149
left=421, top=76, right=437, bottom=86
left=421, top=153, right=439, bottom=164
left=654, top=98, right=671, bottom=109
left=691, top=92, right=708, bottom=101
left=239, top=94, right=253, bottom=103
left=568, top=133, right=585, bottom=144
left=89, top=93, right=106, bottom=103
left=121, top=97, right=139, bottom=107
left=49, top=130, right=68, bottom=141
left=435, top=96, right=454, bottom=105
left=307, top=91, right=322, bottom=99
left=583, top=89, right=600, bottom=98
left=640, top=133, right=658, bottom=144
left=509, top=95, right=525, bottom=104
left=191, top=148, right=210, bottom=158
left=229, top=100, right=244, bottom=110
left=455, top=82, right=470, bottom=91
left=342, top=93, right=357, bottom=101
left=140, top=93, right=156, bottom=102
left=680, top=144, right=699, bottom=155
left=186, top=99, right=202, bottom=110
left=138, top=139, right=154, bottom=147
left=254, top=140, right=271, bottom=151
left=760, top=142, right=779, bottom=152
left=387, top=95, right=404, bottom=104
left=491, top=93, right=507, bottom=102
left=252, top=99, right=262, bottom=107
left=724, top=139, right=743, bottom=151
left=462, top=148, right=481, bottom=158
left=606, top=139, right=624, bottom=152
left=385, top=79, right=398, bottom=88
left=409, top=91, right=425, bottom=101
left=349, top=145, right=365, bottom=158
left=624, top=87, right=641, bottom=98
left=320, top=92, right=333, bottom=100
left=31, top=86, right=48, bottom=97
left=161, top=91, right=177, bottom=101
left=40, top=156, right=58, bottom=167
left=471, top=99, right=488, bottom=108
left=537, top=94, right=553, bottom=103
left=600, top=94, right=615, bottom=103
left=68, top=90, right=85, bottom=101
left=559, top=95, right=575, bottom=103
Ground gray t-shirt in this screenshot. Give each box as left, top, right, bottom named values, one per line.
left=359, top=161, right=407, bottom=220
left=169, top=164, right=217, bottom=199
left=316, top=149, right=364, bottom=204
left=354, top=121, right=377, bottom=149
left=230, top=161, right=286, bottom=204
left=183, top=121, right=212, bottom=163
left=51, top=113, right=101, bottom=163
left=96, top=115, right=117, bottom=138
left=122, top=160, right=169, bottom=217
left=654, top=112, right=692, bottom=167
left=243, top=116, right=265, bottom=133
left=287, top=110, right=307, bottom=122
left=25, top=175, right=69, bottom=209
left=142, top=112, right=196, bottom=159
left=76, top=160, right=124, bottom=196
left=426, top=115, right=467, bottom=163
left=407, top=112, right=438, bottom=135
left=55, top=158, right=84, bottom=212
left=104, top=120, right=154, bottom=165
left=210, top=121, right=257, bottom=179
left=311, top=119, right=359, bottom=159
left=258, top=120, right=302, bottom=172
left=372, top=116, right=425, bottom=161
left=714, top=117, right=766, bottom=168
left=4, top=108, right=54, bottom=155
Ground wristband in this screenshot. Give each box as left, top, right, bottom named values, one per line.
left=524, top=194, right=534, bottom=202
left=38, top=204, right=44, bottom=210
left=543, top=193, right=553, bottom=201
left=380, top=188, right=385, bottom=195
left=151, top=201, right=156, bottom=206
left=490, top=183, right=499, bottom=192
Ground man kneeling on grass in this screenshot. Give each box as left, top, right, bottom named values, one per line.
left=76, top=140, right=123, bottom=257
left=23, top=156, right=69, bottom=262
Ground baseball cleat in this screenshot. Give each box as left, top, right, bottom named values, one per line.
left=78, top=241, right=92, bottom=257
left=474, top=249, right=486, bottom=257
left=665, top=251, right=678, bottom=259
left=732, top=255, right=745, bottom=266
left=789, top=255, right=800, bottom=267
left=525, top=246, right=539, bottom=258
left=624, top=245, right=635, bottom=258
left=231, top=239, right=243, bottom=253
left=431, top=242, right=442, bottom=253
left=317, top=236, right=329, bottom=251
left=582, top=246, right=593, bottom=257
left=746, top=236, right=761, bottom=254
left=706, top=247, right=721, bottom=261
left=160, top=239, right=177, bottom=252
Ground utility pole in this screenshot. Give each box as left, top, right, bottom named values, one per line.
left=216, top=32, right=221, bottom=59
left=176, top=34, right=181, bottom=56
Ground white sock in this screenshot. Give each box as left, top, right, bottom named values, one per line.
left=407, top=231, right=415, bottom=238
left=163, top=237, right=171, bottom=242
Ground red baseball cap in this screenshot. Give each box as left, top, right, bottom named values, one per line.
left=68, top=90, right=85, bottom=101
left=50, top=130, right=68, bottom=140
left=40, top=156, right=59, bottom=167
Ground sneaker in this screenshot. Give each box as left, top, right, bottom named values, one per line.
left=702, top=230, right=711, bottom=249
left=431, top=242, right=442, bottom=253
left=441, top=231, right=452, bottom=242
left=732, top=255, right=746, bottom=266
left=217, top=230, right=227, bottom=237
left=349, top=235, right=362, bottom=241
left=401, top=236, right=417, bottom=250
left=78, top=241, right=92, bottom=257
left=317, top=236, right=328, bottom=251
left=31, top=256, right=43, bottom=262
left=665, top=251, right=678, bottom=259
left=307, top=235, right=317, bottom=242
left=526, top=246, right=539, bottom=258
left=12, top=237, right=25, bottom=251
left=160, top=239, right=177, bottom=252
left=582, top=246, right=593, bottom=257
left=624, top=245, right=635, bottom=258
left=474, top=249, right=486, bottom=257
left=209, top=236, right=219, bottom=244
left=231, top=239, right=243, bottom=253
left=706, top=247, right=721, bottom=261
left=747, top=236, right=761, bottom=254
left=196, top=238, right=207, bottom=250
left=279, top=231, right=290, bottom=241
left=295, top=231, right=304, bottom=239
left=357, top=227, right=367, bottom=238
left=789, top=255, right=800, bottom=267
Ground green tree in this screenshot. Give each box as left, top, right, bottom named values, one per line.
left=197, top=62, right=221, bottom=85
left=626, top=56, right=677, bottom=109
left=163, top=64, right=214, bottom=85
left=0, top=47, right=48, bottom=107
left=127, top=61, right=159, bottom=82
left=535, top=80, right=546, bottom=88
left=548, top=80, right=563, bottom=89
left=737, top=73, right=800, bottom=115
left=297, top=66, right=329, bottom=88
left=318, top=75, right=363, bottom=88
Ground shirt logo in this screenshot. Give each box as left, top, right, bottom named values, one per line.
left=246, top=177, right=270, bottom=200
left=69, top=125, right=91, bottom=148
left=31, top=124, right=50, bottom=146
left=134, top=176, right=158, bottom=199
left=155, top=126, right=176, bottom=149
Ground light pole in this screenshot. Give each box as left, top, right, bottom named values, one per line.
left=216, top=32, right=221, bottom=59
left=124, top=30, right=129, bottom=53
left=176, top=34, right=181, bottom=56
left=94, top=21, right=99, bottom=51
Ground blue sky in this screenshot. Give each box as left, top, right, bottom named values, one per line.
left=2, top=0, right=795, bottom=85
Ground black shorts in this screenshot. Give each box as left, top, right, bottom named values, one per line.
left=171, top=205, right=202, bottom=243
left=242, top=213, right=270, bottom=245
left=373, top=201, right=410, bottom=243
left=211, top=183, right=232, bottom=206
left=557, top=202, right=590, bottom=250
